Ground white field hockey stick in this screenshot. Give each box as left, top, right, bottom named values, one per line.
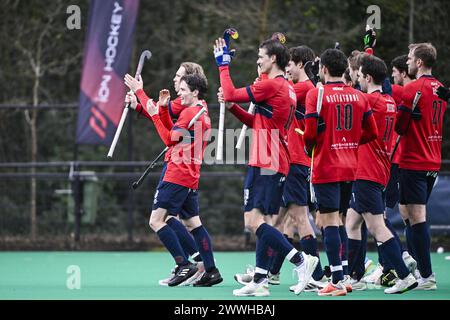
left=235, top=102, right=255, bottom=149
left=107, top=50, right=152, bottom=158
left=390, top=91, right=421, bottom=162
left=310, top=86, right=324, bottom=203
left=217, top=101, right=225, bottom=161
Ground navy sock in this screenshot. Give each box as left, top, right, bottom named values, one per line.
left=411, top=222, right=432, bottom=278
left=377, top=236, right=394, bottom=272
left=338, top=226, right=349, bottom=275
left=379, top=238, right=409, bottom=279
left=300, top=235, right=324, bottom=280
left=256, top=238, right=276, bottom=274
left=166, top=218, right=199, bottom=259
left=256, top=223, right=303, bottom=266
left=268, top=235, right=292, bottom=274
left=156, top=225, right=188, bottom=266
left=353, top=223, right=368, bottom=279
left=191, top=226, right=216, bottom=272
left=348, top=238, right=362, bottom=280
left=384, top=218, right=404, bottom=252
left=405, top=219, right=417, bottom=260
left=323, top=226, right=343, bottom=284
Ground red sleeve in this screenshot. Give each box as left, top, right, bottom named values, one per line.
left=159, top=105, right=174, bottom=130
left=395, top=83, right=415, bottom=135
left=359, top=111, right=378, bottom=144
left=304, top=117, right=317, bottom=153
left=303, top=89, right=319, bottom=152
left=135, top=103, right=152, bottom=121
left=151, top=114, right=185, bottom=147
left=219, top=66, right=251, bottom=102
left=228, top=103, right=254, bottom=127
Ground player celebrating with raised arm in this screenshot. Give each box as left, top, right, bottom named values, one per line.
left=127, top=74, right=222, bottom=287
left=395, top=43, right=447, bottom=290
left=124, top=62, right=209, bottom=286
left=303, top=49, right=378, bottom=296
left=345, top=54, right=418, bottom=294
left=214, top=36, right=318, bottom=297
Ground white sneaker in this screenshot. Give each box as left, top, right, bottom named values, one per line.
left=364, top=259, right=375, bottom=276
left=291, top=253, right=319, bottom=295
left=180, top=261, right=205, bottom=286
left=268, top=272, right=280, bottom=285
left=384, top=273, right=418, bottom=294
left=233, top=279, right=270, bottom=297
left=303, top=276, right=329, bottom=292
left=362, top=263, right=383, bottom=285
left=158, top=266, right=176, bottom=286
left=402, top=251, right=417, bottom=275
left=415, top=273, right=437, bottom=290
left=234, top=265, right=255, bottom=285
left=350, top=277, right=368, bottom=291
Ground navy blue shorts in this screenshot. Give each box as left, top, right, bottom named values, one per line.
left=313, top=181, right=353, bottom=214
left=152, top=181, right=199, bottom=219
left=244, top=166, right=286, bottom=215
left=350, top=180, right=386, bottom=215
left=385, top=164, right=399, bottom=209
left=281, top=164, right=309, bottom=207
left=399, top=169, right=438, bottom=205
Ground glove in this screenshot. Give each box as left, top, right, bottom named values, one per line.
left=304, top=60, right=320, bottom=86
left=214, top=43, right=232, bottom=67
left=437, top=86, right=450, bottom=102
left=364, top=27, right=377, bottom=50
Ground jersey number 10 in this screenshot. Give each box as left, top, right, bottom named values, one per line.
left=335, top=104, right=353, bottom=131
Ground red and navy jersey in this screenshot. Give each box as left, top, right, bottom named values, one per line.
left=161, top=104, right=211, bottom=189
left=357, top=92, right=397, bottom=186
left=396, top=75, right=447, bottom=171
left=220, top=66, right=296, bottom=176
left=305, top=82, right=373, bottom=184
left=288, top=80, right=315, bottom=167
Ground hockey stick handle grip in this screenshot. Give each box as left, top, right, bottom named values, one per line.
left=132, top=146, right=169, bottom=189
left=216, top=102, right=225, bottom=161
left=107, top=106, right=129, bottom=158
left=236, top=102, right=255, bottom=149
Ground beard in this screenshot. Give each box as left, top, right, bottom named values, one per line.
left=408, top=65, right=418, bottom=78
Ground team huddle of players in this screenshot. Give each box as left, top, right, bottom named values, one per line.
left=123, top=28, right=448, bottom=297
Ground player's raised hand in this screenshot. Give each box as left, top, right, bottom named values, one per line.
left=125, top=92, right=138, bottom=110
left=214, top=38, right=232, bottom=67
left=364, top=26, right=377, bottom=50
left=157, top=89, right=170, bottom=107
left=146, top=99, right=159, bottom=116
left=124, top=74, right=143, bottom=93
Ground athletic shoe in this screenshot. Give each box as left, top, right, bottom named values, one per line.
left=415, top=273, right=437, bottom=290
left=233, top=279, right=270, bottom=297
left=303, top=276, right=329, bottom=292
left=364, top=259, right=376, bottom=276
left=234, top=265, right=254, bottom=285
left=349, top=277, right=368, bottom=291
left=180, top=261, right=205, bottom=286
left=193, top=267, right=223, bottom=287
left=384, top=273, right=418, bottom=294
left=380, top=269, right=398, bottom=287
left=268, top=272, right=280, bottom=285
left=291, top=253, right=319, bottom=295
left=167, top=263, right=198, bottom=287
left=318, top=281, right=347, bottom=296
left=402, top=251, right=417, bottom=275
left=158, top=266, right=176, bottom=286
left=362, top=263, right=383, bottom=285
left=342, top=275, right=353, bottom=293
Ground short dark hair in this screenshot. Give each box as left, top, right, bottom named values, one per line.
left=409, top=43, right=437, bottom=68
left=180, top=74, right=207, bottom=100
left=289, top=45, right=315, bottom=66
left=343, top=68, right=352, bottom=83
left=320, top=49, right=348, bottom=77
left=360, top=55, right=387, bottom=85
left=259, top=39, right=290, bottom=71
left=348, top=50, right=366, bottom=71
left=391, top=55, right=414, bottom=79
